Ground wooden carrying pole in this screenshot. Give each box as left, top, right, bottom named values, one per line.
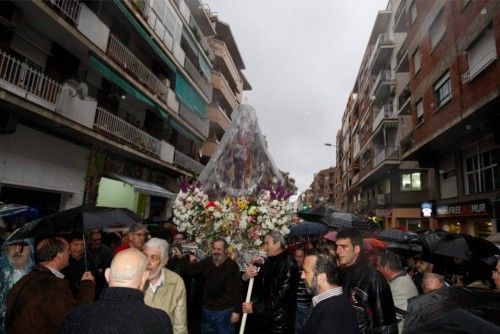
left=239, top=277, right=254, bottom=334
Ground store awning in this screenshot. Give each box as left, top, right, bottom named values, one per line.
left=108, top=173, right=175, bottom=199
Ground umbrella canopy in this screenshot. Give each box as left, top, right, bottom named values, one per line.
left=322, top=232, right=386, bottom=251
left=427, top=232, right=499, bottom=261
left=296, top=206, right=336, bottom=223
left=486, top=233, right=500, bottom=244
left=386, top=240, right=423, bottom=257
left=374, top=228, right=418, bottom=242
left=289, top=221, right=329, bottom=237
left=405, top=308, right=499, bottom=334
left=404, top=287, right=500, bottom=332
left=0, top=204, right=39, bottom=220
left=7, top=206, right=142, bottom=241
left=321, top=211, right=379, bottom=232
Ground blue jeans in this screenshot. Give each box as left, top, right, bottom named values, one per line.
left=295, top=304, right=311, bottom=334
left=201, top=306, right=234, bottom=334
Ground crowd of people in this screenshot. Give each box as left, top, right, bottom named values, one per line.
left=0, top=220, right=499, bottom=334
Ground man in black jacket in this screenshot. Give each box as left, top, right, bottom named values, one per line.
left=336, top=228, right=397, bottom=334
left=243, top=231, right=299, bottom=334
left=300, top=249, right=359, bottom=334
left=60, top=248, right=172, bottom=334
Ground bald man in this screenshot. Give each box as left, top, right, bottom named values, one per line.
left=61, top=249, right=172, bottom=334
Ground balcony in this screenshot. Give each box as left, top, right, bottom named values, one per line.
left=132, top=0, right=176, bottom=51
left=372, top=104, right=397, bottom=132
left=94, top=107, right=161, bottom=156
left=369, top=33, right=394, bottom=73
left=393, top=0, right=407, bottom=33
left=184, top=56, right=212, bottom=100
left=47, top=0, right=81, bottom=25
left=107, top=35, right=170, bottom=104
left=201, top=138, right=218, bottom=157
left=373, top=146, right=399, bottom=167
left=462, top=49, right=497, bottom=83
left=174, top=150, right=204, bottom=174
left=400, top=131, right=414, bottom=155
left=207, top=104, right=231, bottom=131
left=179, top=103, right=209, bottom=137
left=211, top=38, right=242, bottom=92
left=212, top=71, right=238, bottom=109
left=384, top=189, right=432, bottom=206
left=0, top=49, right=62, bottom=112
left=370, top=70, right=396, bottom=105
left=398, top=87, right=411, bottom=115
left=395, top=37, right=409, bottom=73
left=353, top=136, right=360, bottom=158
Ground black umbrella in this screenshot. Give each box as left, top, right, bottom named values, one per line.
left=403, top=287, right=500, bottom=332
left=374, top=228, right=418, bottom=242
left=386, top=240, right=423, bottom=257
left=405, top=308, right=500, bottom=334
left=322, top=211, right=379, bottom=232
left=289, top=221, right=329, bottom=237
left=296, top=206, right=336, bottom=222
left=7, top=206, right=142, bottom=242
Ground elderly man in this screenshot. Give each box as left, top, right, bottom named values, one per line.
left=144, top=238, right=187, bottom=334
left=0, top=239, right=34, bottom=332
left=243, top=231, right=299, bottom=334
left=422, top=273, right=444, bottom=293
left=377, top=251, right=418, bottom=333
left=336, top=228, right=397, bottom=334
left=5, top=237, right=95, bottom=333
left=61, top=248, right=172, bottom=333
left=183, top=238, right=241, bottom=334
left=114, top=223, right=149, bottom=255
left=300, top=250, right=359, bottom=334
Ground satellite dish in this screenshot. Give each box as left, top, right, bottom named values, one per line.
left=76, top=82, right=88, bottom=100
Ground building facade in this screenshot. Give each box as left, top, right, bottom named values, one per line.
left=310, top=167, right=337, bottom=209
left=0, top=0, right=249, bottom=219
left=335, top=0, right=499, bottom=236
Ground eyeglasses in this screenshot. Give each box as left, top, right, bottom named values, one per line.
left=132, top=232, right=148, bottom=238
left=148, top=255, right=161, bottom=262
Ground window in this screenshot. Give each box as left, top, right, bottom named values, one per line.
left=434, top=71, right=452, bottom=107
left=416, top=99, right=424, bottom=125
left=464, top=149, right=498, bottom=195
left=464, top=28, right=497, bottom=82
left=429, top=10, right=446, bottom=49
left=410, top=1, right=417, bottom=24
left=413, top=48, right=421, bottom=73
left=439, top=154, right=457, bottom=199
left=401, top=172, right=421, bottom=191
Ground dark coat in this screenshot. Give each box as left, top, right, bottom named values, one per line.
left=60, top=287, right=172, bottom=334
left=301, top=294, right=360, bottom=334
left=249, top=251, right=299, bottom=334
left=5, top=265, right=95, bottom=334
left=341, top=257, right=398, bottom=334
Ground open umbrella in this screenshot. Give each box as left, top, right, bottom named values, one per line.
left=6, top=206, right=141, bottom=242
left=322, top=232, right=386, bottom=251
left=374, top=228, right=418, bottom=242
left=404, top=287, right=500, bottom=332
left=427, top=232, right=499, bottom=261
left=289, top=221, right=329, bottom=237
left=0, top=204, right=39, bottom=220
left=322, top=211, right=379, bottom=232
left=296, top=206, right=336, bottom=223
left=386, top=240, right=423, bottom=257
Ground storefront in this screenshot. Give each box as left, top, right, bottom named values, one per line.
left=386, top=208, right=432, bottom=232
left=435, top=199, right=494, bottom=237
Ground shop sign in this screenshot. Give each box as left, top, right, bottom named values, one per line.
left=436, top=200, right=491, bottom=217
left=375, top=209, right=391, bottom=217
left=420, top=202, right=433, bottom=217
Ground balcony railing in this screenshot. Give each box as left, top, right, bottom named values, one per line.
left=400, top=131, right=414, bottom=155
left=373, top=146, right=399, bottom=166
left=179, top=103, right=209, bottom=137
left=370, top=70, right=395, bottom=102
left=368, top=33, right=394, bottom=70
left=352, top=173, right=359, bottom=185
left=48, top=0, right=81, bottom=25
left=184, top=56, right=212, bottom=100
left=372, top=104, right=396, bottom=131
left=462, top=49, right=497, bottom=83
left=94, top=107, right=161, bottom=156
left=0, top=49, right=62, bottom=111
left=131, top=0, right=176, bottom=50
left=174, top=150, right=204, bottom=174
left=107, top=34, right=169, bottom=103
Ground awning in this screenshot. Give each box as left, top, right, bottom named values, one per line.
left=108, top=173, right=175, bottom=199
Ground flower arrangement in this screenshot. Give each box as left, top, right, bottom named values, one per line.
left=173, top=178, right=294, bottom=254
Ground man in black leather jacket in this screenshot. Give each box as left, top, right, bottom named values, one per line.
left=243, top=231, right=299, bottom=334
left=336, top=228, right=397, bottom=334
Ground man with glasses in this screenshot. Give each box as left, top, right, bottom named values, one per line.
left=114, top=223, right=149, bottom=256
left=144, top=238, right=187, bottom=334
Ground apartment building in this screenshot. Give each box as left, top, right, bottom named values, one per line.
left=184, top=2, right=251, bottom=162
left=335, top=0, right=436, bottom=231
left=310, top=167, right=337, bottom=209
left=400, top=0, right=499, bottom=237
left=335, top=0, right=499, bottom=236
left=0, top=0, right=249, bottom=218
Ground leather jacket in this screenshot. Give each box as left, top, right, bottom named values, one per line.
left=341, top=257, right=398, bottom=334
left=251, top=251, right=298, bottom=334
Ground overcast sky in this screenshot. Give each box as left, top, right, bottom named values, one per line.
left=204, top=0, right=388, bottom=195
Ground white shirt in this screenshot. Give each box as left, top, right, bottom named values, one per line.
left=312, top=286, right=343, bottom=307
left=44, top=265, right=64, bottom=279
left=149, top=269, right=165, bottom=293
